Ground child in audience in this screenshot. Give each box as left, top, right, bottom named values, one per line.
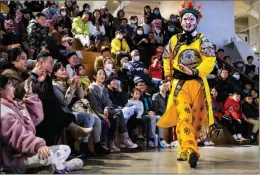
left=52, top=62, right=110, bottom=157
left=152, top=80, right=170, bottom=147
left=250, top=89, right=259, bottom=109
left=122, top=88, right=144, bottom=122
left=0, top=75, right=83, bottom=174
left=87, top=68, right=137, bottom=152
left=149, top=58, right=163, bottom=87
left=224, top=92, right=249, bottom=142
left=75, top=64, right=91, bottom=92
left=242, top=94, right=259, bottom=142
left=66, top=52, right=79, bottom=78
left=243, top=83, right=253, bottom=98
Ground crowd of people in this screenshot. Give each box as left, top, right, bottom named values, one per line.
left=0, top=0, right=259, bottom=173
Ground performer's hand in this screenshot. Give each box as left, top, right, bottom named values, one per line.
left=178, top=64, right=192, bottom=75
left=38, top=146, right=50, bottom=160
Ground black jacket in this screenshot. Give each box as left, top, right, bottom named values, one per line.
left=242, top=102, right=259, bottom=120
left=215, top=77, right=234, bottom=102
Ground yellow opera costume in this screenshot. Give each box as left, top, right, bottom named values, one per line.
left=157, top=1, right=216, bottom=168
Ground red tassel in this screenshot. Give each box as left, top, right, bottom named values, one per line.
left=181, top=1, right=186, bottom=8
left=187, top=1, right=193, bottom=8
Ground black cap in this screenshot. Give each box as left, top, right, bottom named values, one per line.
left=134, top=76, right=144, bottom=85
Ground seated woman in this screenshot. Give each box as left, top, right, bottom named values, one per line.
left=87, top=68, right=138, bottom=152
left=0, top=75, right=83, bottom=174
left=89, top=9, right=107, bottom=52
left=72, top=12, right=91, bottom=49
left=52, top=62, right=110, bottom=156
left=66, top=52, right=79, bottom=78
left=103, top=57, right=116, bottom=77
left=94, top=46, right=111, bottom=70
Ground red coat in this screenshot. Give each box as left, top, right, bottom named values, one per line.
left=224, top=97, right=246, bottom=120
left=149, top=59, right=163, bottom=80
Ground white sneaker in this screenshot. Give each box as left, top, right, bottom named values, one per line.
left=204, top=141, right=210, bottom=146
left=161, top=140, right=170, bottom=148
left=65, top=158, right=83, bottom=172
left=120, top=138, right=138, bottom=149
left=208, top=141, right=215, bottom=146
left=233, top=134, right=238, bottom=140
left=170, top=140, right=179, bottom=147
left=110, top=146, right=121, bottom=153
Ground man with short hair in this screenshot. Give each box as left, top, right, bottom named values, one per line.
left=27, top=13, right=49, bottom=58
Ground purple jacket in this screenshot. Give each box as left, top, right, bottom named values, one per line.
left=0, top=94, right=46, bottom=170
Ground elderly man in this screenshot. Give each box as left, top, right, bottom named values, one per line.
left=129, top=49, right=151, bottom=85
left=157, top=1, right=216, bottom=168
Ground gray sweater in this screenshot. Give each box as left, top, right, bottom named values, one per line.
left=53, top=80, right=84, bottom=112
left=87, top=82, right=113, bottom=114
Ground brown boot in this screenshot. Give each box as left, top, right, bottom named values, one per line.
left=68, top=122, right=93, bottom=138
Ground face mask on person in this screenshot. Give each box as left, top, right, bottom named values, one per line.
left=154, top=10, right=160, bottom=16
left=61, top=11, right=67, bottom=16
left=85, top=7, right=90, bottom=12
left=105, top=63, right=113, bottom=70
left=171, top=18, right=177, bottom=23
left=134, top=56, right=140, bottom=61
left=237, top=63, right=243, bottom=68
left=50, top=8, right=57, bottom=14
left=169, top=27, right=175, bottom=32
left=130, top=20, right=135, bottom=24
left=155, top=28, right=161, bottom=33
left=123, top=62, right=129, bottom=69
left=117, top=34, right=123, bottom=39
left=233, top=74, right=240, bottom=80
left=137, top=30, right=143, bottom=35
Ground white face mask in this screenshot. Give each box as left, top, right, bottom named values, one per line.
left=233, top=74, right=240, bottom=80
left=61, top=12, right=67, bottom=16
left=155, top=28, right=161, bottom=33
left=117, top=34, right=123, bottom=39
left=122, top=62, right=129, bottom=68
left=134, top=56, right=140, bottom=61
left=137, top=30, right=143, bottom=35
left=105, top=63, right=113, bottom=70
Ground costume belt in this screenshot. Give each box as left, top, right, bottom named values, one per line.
left=173, top=69, right=199, bottom=80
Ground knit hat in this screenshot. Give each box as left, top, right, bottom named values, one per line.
left=134, top=76, right=144, bottom=85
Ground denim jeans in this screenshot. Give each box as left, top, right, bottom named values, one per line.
left=149, top=115, right=164, bottom=139
left=74, top=112, right=101, bottom=143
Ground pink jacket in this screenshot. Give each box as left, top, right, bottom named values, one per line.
left=0, top=94, right=46, bottom=170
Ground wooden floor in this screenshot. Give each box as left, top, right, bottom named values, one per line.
left=70, top=145, right=259, bottom=174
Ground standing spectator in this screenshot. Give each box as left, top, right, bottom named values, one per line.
left=143, top=5, right=154, bottom=24
left=242, top=94, right=259, bottom=142
left=89, top=9, right=106, bottom=52
left=72, top=12, right=90, bottom=48
left=42, top=3, right=59, bottom=20
left=152, top=80, right=170, bottom=147
left=224, top=92, right=249, bottom=141
left=111, top=30, right=130, bottom=64
left=27, top=13, right=48, bottom=58
left=215, top=68, right=234, bottom=103
left=129, top=50, right=151, bottom=85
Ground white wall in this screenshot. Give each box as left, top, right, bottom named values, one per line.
left=195, top=0, right=236, bottom=48
left=248, top=15, right=259, bottom=54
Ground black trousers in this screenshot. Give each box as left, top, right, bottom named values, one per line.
left=36, top=100, right=74, bottom=146
left=108, top=109, right=128, bottom=140
left=222, top=118, right=248, bottom=137
left=127, top=115, right=151, bottom=140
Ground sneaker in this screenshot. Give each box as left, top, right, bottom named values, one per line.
left=170, top=140, right=178, bottom=147
left=120, top=138, right=138, bottom=149
left=110, top=145, right=121, bottom=153
left=147, top=140, right=155, bottom=148
left=161, top=140, right=170, bottom=148
left=208, top=141, right=215, bottom=146
left=94, top=142, right=110, bottom=156
left=136, top=138, right=146, bottom=149
left=65, top=158, right=84, bottom=172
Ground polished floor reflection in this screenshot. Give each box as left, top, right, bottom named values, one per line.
left=73, top=146, right=259, bottom=174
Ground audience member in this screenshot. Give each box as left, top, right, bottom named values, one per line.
left=94, top=46, right=111, bottom=70
left=66, top=52, right=79, bottom=78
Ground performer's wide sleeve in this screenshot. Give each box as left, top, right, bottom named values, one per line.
left=162, top=43, right=171, bottom=77
left=196, top=36, right=216, bottom=78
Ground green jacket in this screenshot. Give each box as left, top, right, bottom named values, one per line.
left=72, top=16, right=89, bottom=35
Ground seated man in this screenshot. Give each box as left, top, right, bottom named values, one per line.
left=111, top=30, right=130, bottom=65
left=224, top=92, right=249, bottom=142
left=129, top=50, right=151, bottom=85
left=242, top=94, right=259, bottom=142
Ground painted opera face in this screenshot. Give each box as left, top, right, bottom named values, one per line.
left=181, top=13, right=198, bottom=32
